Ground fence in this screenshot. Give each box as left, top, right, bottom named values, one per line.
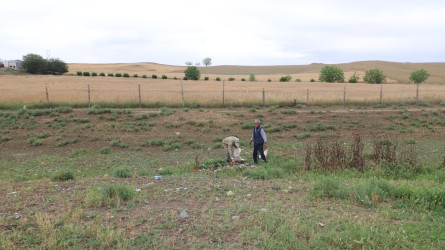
left=1, top=79, right=445, bottom=107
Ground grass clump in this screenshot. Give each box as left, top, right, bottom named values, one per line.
left=50, top=168, right=75, bottom=181
left=1, top=135, right=12, bottom=142
left=100, top=147, right=112, bottom=154
left=243, top=167, right=285, bottom=180
left=310, top=176, right=349, bottom=199
left=280, top=109, right=297, bottom=115
left=112, top=167, right=132, bottom=178
left=27, top=138, right=43, bottom=146
left=86, top=184, right=136, bottom=207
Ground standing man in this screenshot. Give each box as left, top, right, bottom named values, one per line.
left=249, top=119, right=267, bottom=164
left=222, top=136, right=240, bottom=165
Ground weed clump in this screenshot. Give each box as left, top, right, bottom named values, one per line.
left=243, top=167, right=284, bottom=180
left=51, top=168, right=75, bottom=181
left=112, top=167, right=132, bottom=178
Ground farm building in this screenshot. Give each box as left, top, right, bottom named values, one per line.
left=1, top=60, right=23, bottom=69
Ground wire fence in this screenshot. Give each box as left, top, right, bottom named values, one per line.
left=1, top=80, right=444, bottom=107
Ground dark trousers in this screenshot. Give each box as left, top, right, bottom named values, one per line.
left=253, top=143, right=267, bottom=163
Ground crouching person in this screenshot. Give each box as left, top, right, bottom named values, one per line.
left=222, top=136, right=240, bottom=165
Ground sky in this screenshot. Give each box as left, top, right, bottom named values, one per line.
left=1, top=0, right=445, bottom=66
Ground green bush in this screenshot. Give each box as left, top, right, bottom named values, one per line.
left=51, top=168, right=75, bottom=181
left=354, top=178, right=393, bottom=207
left=142, top=74, right=147, bottom=78
left=100, top=72, right=106, bottom=76
left=37, top=132, right=51, bottom=139
left=108, top=73, right=114, bottom=77
left=249, top=74, right=256, bottom=81
left=241, top=122, right=252, bottom=129
left=76, top=71, right=82, bottom=76
left=348, top=72, right=360, bottom=83
left=184, top=66, right=200, bottom=80
left=267, top=79, right=271, bottom=82
left=101, top=184, right=135, bottom=202
left=133, top=74, right=138, bottom=78
left=319, top=66, right=344, bottom=83
left=152, top=74, right=158, bottom=79
left=162, top=75, right=167, bottom=79
left=295, top=79, right=302, bottom=82
left=204, top=76, right=209, bottom=81
left=100, top=147, right=112, bottom=154
left=310, top=177, right=349, bottom=199
left=216, top=77, right=221, bottom=81
left=115, top=73, right=122, bottom=77
left=91, top=72, right=97, bottom=76
left=279, top=75, right=292, bottom=82
left=241, top=78, right=246, bottom=81
left=280, top=109, right=297, bottom=115
left=83, top=72, right=90, bottom=76
left=310, top=78, right=315, bottom=82
left=1, top=136, right=12, bottom=142
left=163, top=142, right=181, bottom=151
left=364, top=69, right=386, bottom=84
left=123, top=73, right=130, bottom=77
left=228, top=77, right=235, bottom=81
left=27, top=138, right=43, bottom=146
left=112, top=167, right=132, bottom=178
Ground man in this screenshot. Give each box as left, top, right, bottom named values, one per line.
left=222, top=136, right=240, bottom=165
left=249, top=119, right=267, bottom=164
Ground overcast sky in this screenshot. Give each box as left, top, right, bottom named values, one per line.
left=1, top=0, right=444, bottom=65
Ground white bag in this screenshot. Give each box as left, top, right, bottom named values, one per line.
left=233, top=148, right=244, bottom=161
left=259, top=149, right=268, bottom=159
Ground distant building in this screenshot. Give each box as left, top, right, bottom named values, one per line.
left=2, top=60, right=23, bottom=69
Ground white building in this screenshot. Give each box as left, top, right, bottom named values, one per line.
left=2, top=60, right=23, bottom=69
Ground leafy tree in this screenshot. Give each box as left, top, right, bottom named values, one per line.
left=318, top=66, right=344, bottom=83
left=22, top=53, right=48, bottom=74
left=364, top=69, right=386, bottom=84
left=185, top=61, right=192, bottom=66
left=348, top=72, right=360, bottom=83
left=184, top=66, right=200, bottom=80
left=202, top=57, right=212, bottom=67
left=47, top=58, right=68, bottom=75
left=249, top=74, right=256, bottom=81
left=410, top=69, right=430, bottom=84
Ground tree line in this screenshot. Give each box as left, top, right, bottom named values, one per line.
left=21, top=53, right=68, bottom=75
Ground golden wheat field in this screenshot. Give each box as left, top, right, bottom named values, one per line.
left=1, top=74, right=444, bottom=105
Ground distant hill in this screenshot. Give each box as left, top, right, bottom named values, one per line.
left=68, top=61, right=445, bottom=84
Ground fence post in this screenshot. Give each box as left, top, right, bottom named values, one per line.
left=45, top=86, right=49, bottom=104
left=380, top=85, right=383, bottom=104
left=306, top=89, right=309, bottom=106
left=138, top=84, right=142, bottom=108
left=262, top=88, right=265, bottom=107
left=343, top=86, right=346, bottom=106
left=88, top=84, right=91, bottom=107
left=181, top=78, right=185, bottom=108
left=416, top=84, right=419, bottom=103
left=222, top=80, right=225, bottom=108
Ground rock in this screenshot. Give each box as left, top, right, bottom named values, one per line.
left=318, top=222, right=325, bottom=227
left=214, top=197, right=220, bottom=201
left=260, top=208, right=268, bottom=212
left=246, top=194, right=252, bottom=197
left=226, top=191, right=234, bottom=196
left=232, top=216, right=240, bottom=220
left=178, top=228, right=184, bottom=233
left=283, top=189, right=289, bottom=193
left=176, top=187, right=187, bottom=191
left=135, top=188, right=141, bottom=192
left=180, top=211, right=189, bottom=218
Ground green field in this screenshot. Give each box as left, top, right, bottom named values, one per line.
left=1, top=104, right=445, bottom=249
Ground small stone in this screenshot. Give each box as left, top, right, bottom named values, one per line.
left=232, top=216, right=240, bottom=220
left=180, top=211, right=189, bottom=218
left=283, top=189, right=289, bottom=193
left=246, top=194, right=252, bottom=197
left=319, top=222, right=325, bottom=227
left=226, top=191, right=234, bottom=196
left=176, top=187, right=187, bottom=191
left=214, top=197, right=220, bottom=201
left=135, top=188, right=141, bottom=192
left=260, top=208, right=268, bottom=212
left=178, top=228, right=184, bottom=233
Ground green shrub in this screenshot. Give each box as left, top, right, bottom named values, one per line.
left=364, top=69, right=386, bottom=84
left=51, top=168, right=75, bottom=181
left=91, top=72, right=97, bottom=76
left=100, top=147, right=112, bottom=154
left=115, top=73, right=122, bottom=77
left=228, top=77, right=235, bottom=81
left=57, top=140, right=69, bottom=147
left=152, top=74, right=158, bottom=79
left=310, top=78, right=315, bottom=82
left=249, top=74, right=256, bottom=81
left=1, top=136, right=12, bottom=142
left=108, top=73, right=114, bottom=77
left=295, top=79, right=302, bottom=82
left=183, top=76, right=188, bottom=80
left=37, top=132, right=51, bottom=139
left=204, top=76, right=209, bottom=80
left=142, top=74, right=147, bottom=78
left=241, top=78, right=246, bottom=81
left=439, top=101, right=445, bottom=106
left=216, top=77, right=221, bottom=81
left=163, top=142, right=181, bottom=151
left=184, top=66, right=200, bottom=80
left=158, top=168, right=174, bottom=175
left=123, top=73, right=130, bottom=77
left=280, top=109, right=297, bottom=115
left=416, top=101, right=430, bottom=107
left=279, top=75, right=291, bottom=82
left=140, top=139, right=165, bottom=147
left=319, top=65, right=345, bottom=83
left=101, top=184, right=135, bottom=202
left=354, top=178, right=393, bottom=207
left=27, top=138, right=43, bottom=146
left=112, top=167, right=132, bottom=178
left=348, top=72, right=360, bottom=83
left=132, top=74, right=138, bottom=78
left=241, top=122, right=252, bottom=129
left=76, top=71, right=82, bottom=76
left=83, top=72, right=90, bottom=76
left=162, top=75, right=167, bottom=79
left=100, top=72, right=106, bottom=76
left=267, top=79, right=271, bottom=82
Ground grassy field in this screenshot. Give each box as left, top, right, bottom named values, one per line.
left=1, top=104, right=445, bottom=248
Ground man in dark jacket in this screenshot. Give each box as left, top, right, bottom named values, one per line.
left=249, top=119, right=267, bottom=164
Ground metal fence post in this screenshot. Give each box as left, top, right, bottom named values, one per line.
left=380, top=85, right=383, bottom=104
left=138, top=84, right=142, bottom=108
left=262, top=88, right=265, bottom=107
left=181, top=78, right=185, bottom=108
left=306, top=89, right=309, bottom=106
left=88, top=84, right=91, bottom=107
left=45, top=86, right=49, bottom=104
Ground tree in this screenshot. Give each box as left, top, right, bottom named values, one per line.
left=249, top=74, right=256, bottom=81
left=364, top=69, right=386, bottom=84
left=47, top=58, right=68, bottom=75
left=184, top=66, right=200, bottom=80
left=202, top=57, right=212, bottom=67
left=279, top=75, right=292, bottom=82
left=22, top=53, right=48, bottom=74
left=410, top=69, right=430, bottom=84
left=185, top=61, right=192, bottom=66
left=318, top=65, right=344, bottom=83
